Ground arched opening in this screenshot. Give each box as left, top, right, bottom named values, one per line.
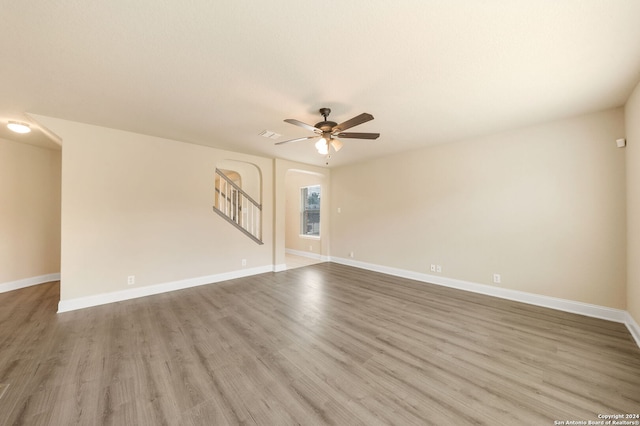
left=213, top=160, right=263, bottom=244
left=283, top=169, right=327, bottom=269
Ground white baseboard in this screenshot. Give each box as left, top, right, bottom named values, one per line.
left=0, top=273, right=60, bottom=293
left=285, top=248, right=329, bottom=262
left=273, top=264, right=287, bottom=272
left=57, top=265, right=273, bottom=313
left=330, top=256, right=640, bottom=348
left=626, top=313, right=640, bottom=348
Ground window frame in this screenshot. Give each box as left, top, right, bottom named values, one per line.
left=300, top=185, right=321, bottom=238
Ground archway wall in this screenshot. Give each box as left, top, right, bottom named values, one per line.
left=274, top=159, right=330, bottom=270
left=216, top=159, right=262, bottom=204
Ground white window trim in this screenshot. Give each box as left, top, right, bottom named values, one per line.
left=299, top=234, right=321, bottom=240
left=300, top=185, right=321, bottom=237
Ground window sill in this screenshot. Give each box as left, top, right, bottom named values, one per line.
left=299, top=234, right=321, bottom=240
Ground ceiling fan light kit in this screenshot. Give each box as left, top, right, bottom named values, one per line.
left=277, top=107, right=380, bottom=161
left=315, top=138, right=329, bottom=154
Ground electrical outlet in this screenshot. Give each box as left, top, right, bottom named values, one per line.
left=242, top=259, right=247, bottom=267
left=127, top=275, right=135, bottom=285
left=493, top=273, right=501, bottom=284
left=436, top=265, right=442, bottom=273
left=430, top=264, right=436, bottom=272
left=349, top=251, right=354, bottom=258
left=309, top=245, right=313, bottom=251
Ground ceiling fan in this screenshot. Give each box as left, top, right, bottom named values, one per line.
left=276, top=108, right=380, bottom=155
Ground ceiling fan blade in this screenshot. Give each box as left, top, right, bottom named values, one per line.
left=333, top=113, right=374, bottom=132
left=335, top=132, right=380, bottom=140
left=330, top=139, right=344, bottom=152
left=275, top=136, right=319, bottom=145
left=284, top=119, right=322, bottom=134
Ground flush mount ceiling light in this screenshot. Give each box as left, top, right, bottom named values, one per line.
left=7, top=121, right=31, bottom=134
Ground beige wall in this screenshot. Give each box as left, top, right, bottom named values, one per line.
left=626, top=81, right=640, bottom=324
left=0, top=138, right=61, bottom=284
left=33, top=116, right=273, bottom=302
left=285, top=170, right=326, bottom=254
left=331, top=108, right=627, bottom=308
left=22, top=103, right=634, bottom=316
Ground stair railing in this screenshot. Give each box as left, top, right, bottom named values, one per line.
left=213, top=169, right=263, bottom=245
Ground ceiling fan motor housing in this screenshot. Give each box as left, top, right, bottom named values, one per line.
left=316, top=108, right=336, bottom=132
left=315, top=121, right=337, bottom=132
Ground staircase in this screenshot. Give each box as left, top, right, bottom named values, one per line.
left=213, top=168, right=263, bottom=244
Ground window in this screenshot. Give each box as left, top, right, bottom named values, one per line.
left=301, top=185, right=321, bottom=236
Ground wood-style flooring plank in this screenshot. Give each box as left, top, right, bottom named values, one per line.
left=1, top=263, right=639, bottom=425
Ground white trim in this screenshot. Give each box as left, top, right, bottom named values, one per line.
left=0, top=273, right=60, bottom=293
left=625, top=313, right=640, bottom=348
left=57, top=265, right=272, bottom=313
left=299, top=235, right=321, bottom=240
left=285, top=248, right=329, bottom=262
left=330, top=256, right=634, bottom=328
left=273, top=263, right=287, bottom=272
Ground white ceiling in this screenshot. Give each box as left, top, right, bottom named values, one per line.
left=1, top=1, right=640, bottom=167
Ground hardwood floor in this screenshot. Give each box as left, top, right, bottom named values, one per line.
left=284, top=253, right=323, bottom=270
left=1, top=263, right=639, bottom=425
